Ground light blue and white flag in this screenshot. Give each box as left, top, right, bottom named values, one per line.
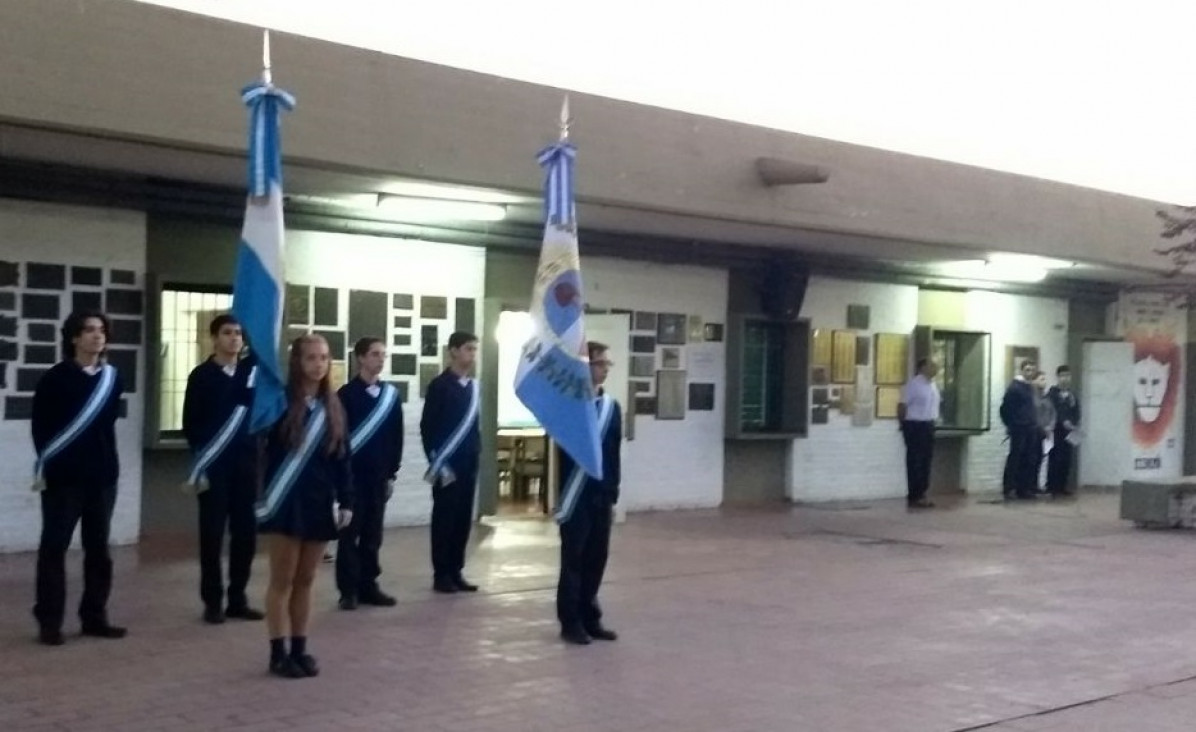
left=514, top=136, right=603, bottom=480
left=231, top=79, right=294, bottom=434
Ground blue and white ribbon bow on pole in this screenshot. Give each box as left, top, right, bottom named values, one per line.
left=514, top=98, right=604, bottom=481
left=232, top=30, right=293, bottom=435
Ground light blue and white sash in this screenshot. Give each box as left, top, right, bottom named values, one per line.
left=32, top=364, right=117, bottom=492
left=183, top=364, right=257, bottom=492
left=349, top=383, right=398, bottom=455
left=255, top=402, right=328, bottom=523
left=184, top=405, right=248, bottom=491
left=424, top=379, right=480, bottom=484
left=554, top=393, right=615, bottom=525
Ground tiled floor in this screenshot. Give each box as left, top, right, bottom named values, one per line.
left=4, top=492, right=1196, bottom=731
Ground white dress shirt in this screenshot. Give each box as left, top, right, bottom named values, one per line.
left=900, top=374, right=941, bottom=422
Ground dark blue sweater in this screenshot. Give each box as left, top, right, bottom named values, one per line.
left=999, top=379, right=1038, bottom=431
left=558, top=395, right=623, bottom=504
left=419, top=371, right=480, bottom=477
left=1046, top=386, right=1081, bottom=435
left=263, top=404, right=354, bottom=511
left=182, top=354, right=257, bottom=479
left=32, top=360, right=124, bottom=487
left=338, top=377, right=403, bottom=487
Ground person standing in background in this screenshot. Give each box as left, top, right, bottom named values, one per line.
left=1046, top=365, right=1080, bottom=497
left=182, top=314, right=264, bottom=625
left=1000, top=360, right=1039, bottom=500
left=420, top=332, right=482, bottom=594
left=897, top=358, right=941, bottom=509
left=336, top=337, right=403, bottom=610
left=31, top=310, right=127, bottom=646
left=1032, top=370, right=1056, bottom=494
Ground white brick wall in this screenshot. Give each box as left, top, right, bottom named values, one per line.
left=789, top=278, right=920, bottom=501
left=787, top=280, right=1070, bottom=501
left=286, top=238, right=724, bottom=523
left=0, top=200, right=146, bottom=552
left=960, top=291, right=1069, bottom=492
left=285, top=230, right=486, bottom=528
left=586, top=258, right=728, bottom=511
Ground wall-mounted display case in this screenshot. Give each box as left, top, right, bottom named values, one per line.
left=726, top=317, right=810, bottom=438
left=913, top=326, right=992, bottom=433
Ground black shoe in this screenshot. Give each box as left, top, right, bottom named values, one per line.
left=225, top=605, right=265, bottom=621
left=339, top=595, right=359, bottom=611
left=269, top=656, right=306, bottom=679
left=433, top=578, right=459, bottom=594
left=453, top=575, right=479, bottom=593
left=292, top=653, right=320, bottom=678
left=1016, top=492, right=1038, bottom=501
left=561, top=626, right=592, bottom=645
left=81, top=622, right=127, bottom=639
left=907, top=499, right=935, bottom=509
left=585, top=625, right=618, bottom=642
left=359, top=589, right=397, bottom=607
left=203, top=606, right=226, bottom=625
left=38, top=627, right=65, bottom=646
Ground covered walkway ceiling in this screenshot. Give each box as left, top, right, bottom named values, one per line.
left=133, top=0, right=1196, bottom=205
left=0, top=121, right=1140, bottom=298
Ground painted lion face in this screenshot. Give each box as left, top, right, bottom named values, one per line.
left=1130, top=333, right=1181, bottom=447
left=1133, top=356, right=1169, bottom=423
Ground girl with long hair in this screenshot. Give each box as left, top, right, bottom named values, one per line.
left=257, top=334, right=353, bottom=678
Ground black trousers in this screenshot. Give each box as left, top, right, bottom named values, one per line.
left=557, top=497, right=613, bottom=631
left=430, top=470, right=476, bottom=580
left=1047, top=436, right=1074, bottom=494
left=34, top=482, right=117, bottom=631
left=1003, top=429, right=1041, bottom=497
left=197, top=471, right=258, bottom=610
left=337, top=478, right=388, bottom=597
left=902, top=421, right=935, bottom=503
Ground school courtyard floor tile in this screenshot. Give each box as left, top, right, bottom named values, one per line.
left=3, top=492, right=1196, bottom=731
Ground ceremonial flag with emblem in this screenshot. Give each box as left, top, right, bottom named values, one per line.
left=514, top=120, right=603, bottom=480
left=230, top=55, right=293, bottom=435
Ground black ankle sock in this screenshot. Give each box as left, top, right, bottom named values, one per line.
left=270, top=638, right=287, bottom=663
left=289, top=636, right=307, bottom=658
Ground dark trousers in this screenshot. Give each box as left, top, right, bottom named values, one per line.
left=197, top=472, right=258, bottom=610
left=557, top=497, right=613, bottom=631
left=902, top=421, right=935, bottom=503
left=34, top=482, right=117, bottom=631
left=430, top=470, right=476, bottom=580
left=1047, top=436, right=1074, bottom=494
left=337, top=479, right=388, bottom=597
left=1003, top=429, right=1041, bottom=497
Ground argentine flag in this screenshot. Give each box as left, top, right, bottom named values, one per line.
left=231, top=81, right=294, bottom=434
left=514, top=142, right=603, bottom=480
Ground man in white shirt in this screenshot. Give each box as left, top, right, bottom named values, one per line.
left=898, top=358, right=941, bottom=509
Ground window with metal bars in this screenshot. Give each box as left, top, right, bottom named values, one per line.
left=158, top=285, right=233, bottom=435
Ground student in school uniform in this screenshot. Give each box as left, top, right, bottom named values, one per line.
left=420, top=331, right=481, bottom=594
left=556, top=341, right=623, bottom=646
left=1032, top=370, right=1056, bottom=493
left=1000, top=360, right=1040, bottom=500
left=257, top=334, right=354, bottom=679
left=182, top=314, right=264, bottom=625
left=336, top=337, right=403, bottom=610
left=31, top=310, right=127, bottom=646
left=1046, top=365, right=1081, bottom=497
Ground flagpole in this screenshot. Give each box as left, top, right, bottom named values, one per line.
left=262, top=29, right=272, bottom=86
left=559, top=95, right=570, bottom=143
